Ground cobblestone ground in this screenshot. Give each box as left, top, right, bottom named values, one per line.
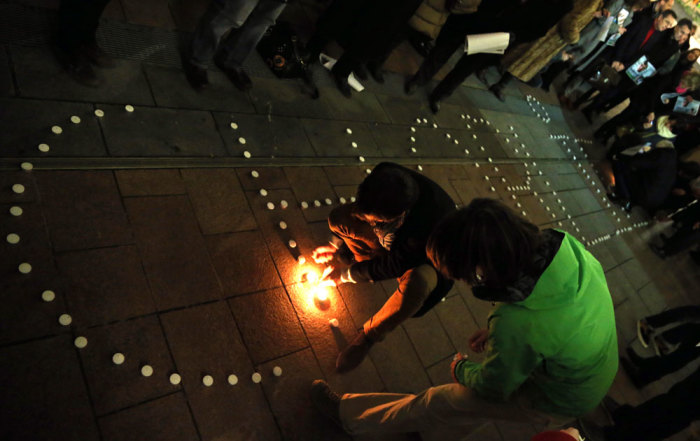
left=1, top=2, right=699, bottom=441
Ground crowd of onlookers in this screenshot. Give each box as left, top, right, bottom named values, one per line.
left=52, top=0, right=700, bottom=262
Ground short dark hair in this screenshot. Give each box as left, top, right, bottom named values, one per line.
left=661, top=9, right=677, bottom=20
left=356, top=163, right=419, bottom=219
left=677, top=18, right=693, bottom=30
left=626, top=0, right=651, bottom=10
left=427, top=198, right=541, bottom=288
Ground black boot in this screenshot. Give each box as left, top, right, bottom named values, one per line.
left=310, top=380, right=343, bottom=427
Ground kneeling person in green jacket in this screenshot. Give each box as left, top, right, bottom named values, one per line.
left=311, top=198, right=618, bottom=438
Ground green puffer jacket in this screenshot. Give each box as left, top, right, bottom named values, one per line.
left=455, top=232, right=618, bottom=417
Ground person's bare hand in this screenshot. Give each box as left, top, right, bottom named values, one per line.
left=312, top=245, right=337, bottom=264
left=618, top=26, right=627, bottom=35
left=468, top=329, right=489, bottom=353
left=450, top=352, right=468, bottom=382
left=685, top=95, right=694, bottom=106
left=562, top=427, right=581, bottom=439
left=611, top=61, right=625, bottom=72
left=321, top=266, right=342, bottom=285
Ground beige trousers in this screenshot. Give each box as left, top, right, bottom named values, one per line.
left=339, top=383, right=573, bottom=441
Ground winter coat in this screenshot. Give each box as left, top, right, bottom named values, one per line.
left=505, top=0, right=604, bottom=82
left=409, top=0, right=481, bottom=40
left=454, top=231, right=619, bottom=417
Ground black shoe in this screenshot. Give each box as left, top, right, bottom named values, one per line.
left=220, top=66, right=252, bottom=91
left=429, top=96, right=441, bottom=114
left=489, top=84, right=505, bottom=102
left=404, top=76, right=419, bottom=95
left=582, top=107, right=594, bottom=124
left=52, top=41, right=101, bottom=87
left=578, top=417, right=609, bottom=441
left=649, top=242, right=667, bottom=259
left=336, top=331, right=374, bottom=373
left=80, top=42, right=115, bottom=68
left=183, top=60, right=209, bottom=90
left=353, top=63, right=368, bottom=81
left=600, top=396, right=621, bottom=424
left=476, top=69, right=489, bottom=87
left=310, top=380, right=342, bottom=428
left=620, top=356, right=651, bottom=388
left=332, top=71, right=352, bottom=98
left=367, top=61, right=385, bottom=84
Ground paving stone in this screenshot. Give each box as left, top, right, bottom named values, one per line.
left=119, top=0, right=175, bottom=28
left=99, top=392, right=199, bottom=441
left=229, top=287, right=308, bottom=363
left=371, top=123, right=417, bottom=158
left=284, top=167, right=336, bottom=223
left=0, top=335, right=99, bottom=441
left=286, top=282, right=385, bottom=393
left=0, top=97, right=106, bottom=157
left=258, top=348, right=352, bottom=441
left=10, top=45, right=154, bottom=105
left=323, top=166, right=368, bottom=186
left=402, top=309, right=455, bottom=367
left=100, top=104, right=226, bottom=156
left=434, top=295, right=482, bottom=356
left=144, top=64, right=254, bottom=113
left=637, top=282, right=667, bottom=315
left=236, top=167, right=290, bottom=191
left=213, top=112, right=316, bottom=158
left=36, top=171, right=133, bottom=252
left=160, top=302, right=281, bottom=441
left=78, top=315, right=178, bottom=415
left=181, top=168, right=257, bottom=234
left=322, top=85, right=391, bottom=123
left=495, top=421, right=540, bottom=441
left=605, top=266, right=638, bottom=307
left=426, top=356, right=453, bottom=386
left=125, top=195, right=222, bottom=310
left=337, top=282, right=389, bottom=330
left=614, top=295, right=652, bottom=346
left=0, top=171, right=38, bottom=205
left=0, top=46, right=15, bottom=96
left=169, top=0, right=209, bottom=31
left=206, top=230, right=281, bottom=296
left=115, top=169, right=186, bottom=196
left=458, top=286, right=495, bottom=329
left=369, top=324, right=433, bottom=393
left=333, top=185, right=358, bottom=203
left=302, top=118, right=382, bottom=157
left=56, top=245, right=156, bottom=327
left=249, top=77, right=335, bottom=119
left=619, top=259, right=651, bottom=291
left=0, top=255, right=68, bottom=345
left=372, top=94, right=437, bottom=126
left=449, top=178, right=490, bottom=206
left=464, top=422, right=503, bottom=441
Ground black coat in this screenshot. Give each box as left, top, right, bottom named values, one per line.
left=611, top=12, right=671, bottom=66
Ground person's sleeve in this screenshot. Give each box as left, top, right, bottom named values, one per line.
left=454, top=314, right=542, bottom=401
left=349, top=236, right=428, bottom=282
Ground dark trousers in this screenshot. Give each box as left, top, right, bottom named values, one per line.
left=304, top=0, right=372, bottom=62
left=605, top=368, right=700, bottom=441
left=57, top=0, right=111, bottom=51
left=431, top=53, right=502, bottom=100
left=327, top=204, right=452, bottom=340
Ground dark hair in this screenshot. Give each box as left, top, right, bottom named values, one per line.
left=661, top=9, right=677, bottom=20
left=677, top=18, right=693, bottom=30
left=426, top=198, right=541, bottom=288
left=626, top=0, right=651, bottom=10
left=356, top=163, right=419, bottom=219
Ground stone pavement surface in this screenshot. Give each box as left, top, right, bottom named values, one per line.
left=1, top=2, right=699, bottom=441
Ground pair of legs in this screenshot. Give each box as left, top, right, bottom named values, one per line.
left=190, top=0, right=286, bottom=70
left=339, top=383, right=572, bottom=439
left=328, top=204, right=445, bottom=343
left=603, top=368, right=700, bottom=440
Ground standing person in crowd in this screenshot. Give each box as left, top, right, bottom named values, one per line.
left=581, top=16, right=691, bottom=121
left=485, top=0, right=603, bottom=101
left=404, top=0, right=574, bottom=112
left=311, top=199, right=618, bottom=439
left=53, top=0, right=114, bottom=86
left=183, top=0, right=287, bottom=91
left=648, top=182, right=700, bottom=259
left=312, top=162, right=455, bottom=372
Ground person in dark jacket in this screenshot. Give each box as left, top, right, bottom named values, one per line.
left=582, top=17, right=692, bottom=119
left=312, top=162, right=455, bottom=372
left=404, top=0, right=573, bottom=113
left=571, top=9, right=678, bottom=110
left=593, top=52, right=700, bottom=142
left=608, top=132, right=678, bottom=212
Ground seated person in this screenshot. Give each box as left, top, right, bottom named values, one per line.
left=313, top=162, right=455, bottom=372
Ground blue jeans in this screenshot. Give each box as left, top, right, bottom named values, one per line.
left=190, top=0, right=286, bottom=69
